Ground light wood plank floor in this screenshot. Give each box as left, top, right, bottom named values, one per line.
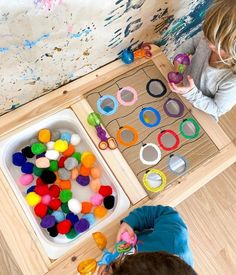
left=0, top=106, right=235, bottom=275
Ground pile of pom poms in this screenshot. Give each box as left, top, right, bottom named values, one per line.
left=12, top=128, right=116, bottom=240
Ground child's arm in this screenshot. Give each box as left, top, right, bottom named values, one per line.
left=174, top=31, right=203, bottom=56
left=121, top=205, right=186, bottom=232
left=182, top=80, right=236, bottom=120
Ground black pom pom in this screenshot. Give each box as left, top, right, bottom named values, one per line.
left=103, top=195, right=115, bottom=210
left=47, top=224, right=58, bottom=237
left=21, top=146, right=34, bottom=158
left=41, top=170, right=56, bottom=184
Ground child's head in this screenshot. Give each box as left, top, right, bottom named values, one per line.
left=203, top=0, right=236, bottom=73
left=106, top=251, right=197, bottom=275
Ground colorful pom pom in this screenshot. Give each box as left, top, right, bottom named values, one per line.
left=52, top=211, right=65, bottom=222
left=49, top=198, right=61, bottom=210
left=40, top=170, right=56, bottom=184
left=27, top=185, right=36, bottom=193
left=19, top=174, right=34, bottom=186
left=81, top=152, right=96, bottom=168
left=72, top=152, right=81, bottom=163
left=89, top=179, right=101, bottom=193
left=35, top=185, right=49, bottom=196
left=61, top=202, right=70, bottom=213
left=41, top=194, right=52, bottom=205
left=68, top=198, right=82, bottom=214
left=46, top=141, right=55, bottom=150
left=47, top=224, right=58, bottom=237
left=90, top=167, right=101, bottom=179
left=103, top=195, right=115, bottom=210
left=64, top=157, right=78, bottom=170
left=59, top=190, right=72, bottom=203
left=45, top=150, right=59, bottom=160
left=79, top=166, right=91, bottom=176
left=12, top=152, right=27, bottom=166
left=36, top=177, right=45, bottom=186
left=57, top=219, right=72, bottom=234
left=21, top=146, right=34, bottom=158
left=70, top=134, right=81, bottom=146
left=33, top=166, right=44, bottom=176
left=58, top=168, right=71, bottom=180
left=60, top=132, right=71, bottom=143
left=21, top=162, right=34, bottom=174
left=59, top=180, right=71, bottom=190
left=38, top=129, right=51, bottom=143
left=51, top=130, right=60, bottom=141
left=90, top=193, right=103, bottom=206
left=74, top=219, right=89, bottom=233
left=71, top=167, right=79, bottom=180
left=54, top=139, right=68, bottom=152
left=99, top=185, right=112, bottom=197
left=40, top=215, right=56, bottom=229
left=66, top=228, right=78, bottom=239
left=83, top=214, right=96, bottom=226
left=66, top=212, right=79, bottom=225
left=31, top=143, right=46, bottom=155
left=94, top=206, right=107, bottom=219
left=35, top=157, right=50, bottom=168
left=34, top=203, right=48, bottom=218
left=58, top=156, right=67, bottom=168
left=81, top=202, right=93, bottom=214
left=49, top=160, right=58, bottom=172
left=63, top=144, right=75, bottom=157
left=76, top=175, right=90, bottom=186
left=49, top=184, right=60, bottom=198
left=26, top=192, right=41, bottom=206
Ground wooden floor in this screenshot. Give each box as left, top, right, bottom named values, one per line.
left=0, top=106, right=235, bottom=275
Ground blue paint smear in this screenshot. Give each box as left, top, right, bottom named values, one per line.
left=69, top=28, right=91, bottom=39
left=0, top=47, right=9, bottom=53
left=24, top=34, right=49, bottom=49
left=156, top=0, right=213, bottom=48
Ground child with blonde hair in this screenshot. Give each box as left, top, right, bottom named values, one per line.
left=169, top=0, right=236, bottom=120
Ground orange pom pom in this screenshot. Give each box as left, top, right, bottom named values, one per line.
left=81, top=152, right=96, bottom=168
left=80, top=165, right=91, bottom=176
left=94, top=206, right=107, bottom=219
left=63, top=144, right=75, bottom=157
left=59, top=180, right=71, bottom=190
left=54, top=171, right=61, bottom=185
left=90, top=167, right=101, bottom=179
left=71, top=167, right=79, bottom=180
left=90, top=179, right=101, bottom=193
left=81, top=202, right=93, bottom=214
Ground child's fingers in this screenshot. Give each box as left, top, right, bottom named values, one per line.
left=187, top=75, right=194, bottom=86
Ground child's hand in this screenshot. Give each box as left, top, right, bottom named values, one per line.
left=116, top=222, right=135, bottom=242
left=97, top=264, right=112, bottom=275
left=168, top=75, right=195, bottom=94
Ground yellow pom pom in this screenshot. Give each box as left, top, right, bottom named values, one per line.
left=81, top=152, right=96, bottom=168
left=38, top=129, right=51, bottom=143
left=54, top=139, right=68, bottom=152
left=26, top=192, right=41, bottom=206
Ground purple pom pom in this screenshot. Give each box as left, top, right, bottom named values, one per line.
left=74, top=218, right=90, bottom=233
left=76, top=175, right=90, bottom=186
left=40, top=215, right=56, bottom=228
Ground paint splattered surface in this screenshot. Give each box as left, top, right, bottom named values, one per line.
left=0, top=0, right=212, bottom=115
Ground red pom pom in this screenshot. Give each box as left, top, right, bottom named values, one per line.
left=58, top=156, right=67, bottom=168
left=36, top=177, right=45, bottom=186
left=99, top=185, right=112, bottom=197
left=34, top=203, right=48, bottom=218
left=49, top=198, right=61, bottom=210
left=35, top=185, right=49, bottom=196
left=49, top=184, right=60, bottom=198
left=57, top=219, right=72, bottom=234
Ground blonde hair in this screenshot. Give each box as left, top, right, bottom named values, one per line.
left=203, top=0, right=236, bottom=73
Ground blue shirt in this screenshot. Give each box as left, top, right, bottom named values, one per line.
left=123, top=205, right=194, bottom=267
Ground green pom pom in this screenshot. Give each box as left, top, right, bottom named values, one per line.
left=47, top=208, right=53, bottom=215
left=61, top=202, right=70, bottom=213
left=59, top=190, right=72, bottom=203
left=66, top=228, right=78, bottom=239
left=49, top=160, right=58, bottom=172
left=87, top=112, right=101, bottom=127
left=33, top=166, right=44, bottom=176
left=72, top=152, right=81, bottom=163
left=31, top=143, right=46, bottom=155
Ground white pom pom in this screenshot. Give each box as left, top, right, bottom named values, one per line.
left=45, top=150, right=59, bottom=160
left=46, top=141, right=55, bottom=150
left=71, top=134, right=81, bottom=146
left=68, top=198, right=82, bottom=214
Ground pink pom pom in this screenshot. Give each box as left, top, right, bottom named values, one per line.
left=90, top=193, right=103, bottom=206
left=42, top=194, right=52, bottom=205
left=19, top=174, right=34, bottom=186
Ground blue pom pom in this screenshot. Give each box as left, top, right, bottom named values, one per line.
left=36, top=153, right=45, bottom=159
left=66, top=212, right=79, bottom=225
left=27, top=185, right=36, bottom=193
left=60, top=132, right=71, bottom=143
left=21, top=162, right=34, bottom=174
left=52, top=211, right=65, bottom=222
left=83, top=213, right=96, bottom=226
left=12, top=152, right=27, bottom=166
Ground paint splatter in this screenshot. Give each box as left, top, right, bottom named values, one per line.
left=33, top=0, right=63, bottom=10
left=24, top=34, right=49, bottom=49
left=0, top=47, right=9, bottom=53
left=69, top=28, right=91, bottom=39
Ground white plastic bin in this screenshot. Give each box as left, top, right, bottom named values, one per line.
left=0, top=109, right=130, bottom=259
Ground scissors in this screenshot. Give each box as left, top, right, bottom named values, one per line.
left=134, top=43, right=152, bottom=59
